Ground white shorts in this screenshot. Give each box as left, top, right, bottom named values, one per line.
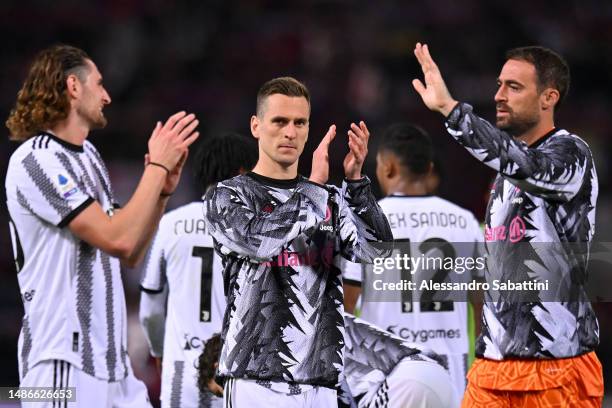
left=20, top=359, right=151, bottom=408
left=223, top=378, right=337, bottom=408
left=367, top=359, right=460, bottom=408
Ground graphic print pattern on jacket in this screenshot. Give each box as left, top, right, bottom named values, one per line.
left=204, top=172, right=392, bottom=387
left=445, top=103, right=599, bottom=360
left=341, top=313, right=446, bottom=407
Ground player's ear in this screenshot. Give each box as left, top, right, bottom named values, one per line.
left=250, top=115, right=260, bottom=139
left=540, top=88, right=559, bottom=112
left=66, top=74, right=81, bottom=100
left=386, top=157, right=398, bottom=179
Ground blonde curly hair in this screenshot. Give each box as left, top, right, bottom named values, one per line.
left=6, top=44, right=90, bottom=142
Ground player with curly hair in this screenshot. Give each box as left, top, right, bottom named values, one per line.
left=6, top=44, right=199, bottom=407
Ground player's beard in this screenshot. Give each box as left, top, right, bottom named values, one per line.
left=495, top=106, right=539, bottom=137
left=90, top=111, right=108, bottom=129
left=78, top=104, right=108, bottom=130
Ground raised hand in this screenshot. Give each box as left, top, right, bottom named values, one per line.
left=148, top=111, right=199, bottom=171
left=145, top=150, right=188, bottom=196
left=309, top=125, right=336, bottom=185
left=343, top=121, right=369, bottom=180
left=412, top=43, right=458, bottom=116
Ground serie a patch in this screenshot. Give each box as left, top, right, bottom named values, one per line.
left=57, top=174, right=79, bottom=198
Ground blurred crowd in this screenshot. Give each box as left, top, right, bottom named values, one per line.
left=1, top=0, right=611, bottom=405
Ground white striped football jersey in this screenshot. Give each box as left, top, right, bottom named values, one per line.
left=6, top=132, right=128, bottom=382
left=140, top=202, right=225, bottom=408
left=345, top=194, right=483, bottom=395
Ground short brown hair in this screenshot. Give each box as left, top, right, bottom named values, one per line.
left=6, top=44, right=91, bottom=141
left=256, top=76, right=310, bottom=117
left=506, top=46, right=570, bottom=111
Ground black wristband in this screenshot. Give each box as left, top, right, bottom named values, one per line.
left=148, top=161, right=170, bottom=174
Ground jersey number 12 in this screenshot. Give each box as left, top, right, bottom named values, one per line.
left=397, top=238, right=455, bottom=313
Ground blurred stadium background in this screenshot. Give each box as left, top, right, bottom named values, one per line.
left=0, top=0, right=610, bottom=406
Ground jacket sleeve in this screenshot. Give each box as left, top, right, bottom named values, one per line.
left=204, top=179, right=329, bottom=262
left=337, top=177, right=393, bottom=263
left=445, top=103, right=593, bottom=201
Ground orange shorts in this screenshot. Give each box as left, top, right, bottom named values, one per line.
left=461, top=352, right=603, bottom=407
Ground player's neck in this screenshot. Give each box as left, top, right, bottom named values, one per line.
left=49, top=113, right=90, bottom=146
left=251, top=158, right=298, bottom=180
left=387, top=179, right=429, bottom=196
left=515, top=117, right=555, bottom=147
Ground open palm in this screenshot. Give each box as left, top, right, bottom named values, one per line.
left=412, top=43, right=457, bottom=116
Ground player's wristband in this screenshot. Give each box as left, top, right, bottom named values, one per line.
left=148, top=161, right=170, bottom=175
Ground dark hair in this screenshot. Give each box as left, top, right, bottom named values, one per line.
left=505, top=46, right=570, bottom=110
left=6, top=44, right=91, bottom=141
left=378, top=123, right=433, bottom=175
left=256, top=76, right=310, bottom=117
left=431, top=152, right=443, bottom=179
left=193, top=132, right=258, bottom=192
left=197, top=333, right=222, bottom=393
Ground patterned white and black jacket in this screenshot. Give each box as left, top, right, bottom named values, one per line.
left=445, top=103, right=599, bottom=360
left=204, top=172, right=392, bottom=388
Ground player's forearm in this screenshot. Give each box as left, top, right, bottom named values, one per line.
left=444, top=103, right=514, bottom=171
left=445, top=103, right=588, bottom=199
left=206, top=183, right=329, bottom=260
left=123, top=196, right=168, bottom=267
left=344, top=178, right=393, bottom=242
left=339, top=178, right=393, bottom=263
